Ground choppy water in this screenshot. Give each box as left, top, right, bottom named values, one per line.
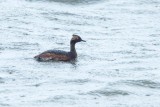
left=0, top=0, right=160, bottom=107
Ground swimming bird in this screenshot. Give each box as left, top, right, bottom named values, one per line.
left=34, top=34, right=86, bottom=61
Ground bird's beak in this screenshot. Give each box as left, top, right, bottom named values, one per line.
left=81, top=40, right=86, bottom=42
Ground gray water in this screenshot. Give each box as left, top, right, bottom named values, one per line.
left=0, top=0, right=160, bottom=107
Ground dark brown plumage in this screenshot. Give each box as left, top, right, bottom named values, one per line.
left=34, top=34, right=86, bottom=61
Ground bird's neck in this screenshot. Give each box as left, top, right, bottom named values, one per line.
left=70, top=42, right=77, bottom=57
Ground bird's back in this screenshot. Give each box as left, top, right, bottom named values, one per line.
left=34, top=50, right=71, bottom=61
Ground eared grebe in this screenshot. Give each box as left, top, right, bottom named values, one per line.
left=34, top=34, right=86, bottom=61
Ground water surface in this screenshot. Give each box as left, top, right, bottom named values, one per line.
left=0, top=0, right=160, bottom=107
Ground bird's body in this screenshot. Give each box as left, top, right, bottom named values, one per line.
left=34, top=50, right=75, bottom=61
left=34, top=34, right=85, bottom=61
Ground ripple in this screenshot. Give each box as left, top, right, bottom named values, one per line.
left=37, top=95, right=77, bottom=104
left=26, top=82, right=44, bottom=87
left=0, top=103, right=10, bottom=107
left=3, top=42, right=39, bottom=50
left=26, top=0, right=103, bottom=5
left=112, top=50, right=136, bottom=55
left=88, top=88, right=130, bottom=97
left=0, top=77, right=5, bottom=84
left=129, top=42, right=145, bottom=48
left=138, top=0, right=160, bottom=5
left=123, top=80, right=160, bottom=89
left=149, top=34, right=160, bottom=37
left=63, top=79, right=90, bottom=85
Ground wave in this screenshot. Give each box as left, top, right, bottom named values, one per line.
left=26, top=0, right=103, bottom=5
